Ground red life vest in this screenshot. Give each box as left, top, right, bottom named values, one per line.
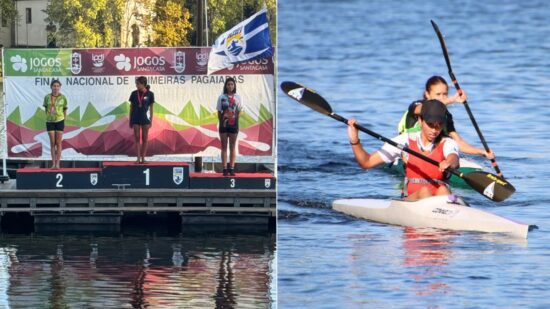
left=404, top=137, right=447, bottom=196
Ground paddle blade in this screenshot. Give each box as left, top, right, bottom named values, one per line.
left=281, top=81, right=333, bottom=115
left=462, top=171, right=515, bottom=202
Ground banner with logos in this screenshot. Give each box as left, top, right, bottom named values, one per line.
left=1, top=47, right=274, bottom=160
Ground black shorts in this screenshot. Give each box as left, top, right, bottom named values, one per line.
left=130, top=112, right=151, bottom=126
left=46, top=120, right=65, bottom=132
left=219, top=126, right=239, bottom=134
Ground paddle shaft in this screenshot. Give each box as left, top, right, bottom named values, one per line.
left=329, top=112, right=463, bottom=178
left=431, top=20, right=503, bottom=177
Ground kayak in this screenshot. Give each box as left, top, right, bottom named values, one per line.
left=386, top=157, right=484, bottom=188
left=333, top=195, right=530, bottom=238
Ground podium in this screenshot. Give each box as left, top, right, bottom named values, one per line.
left=15, top=163, right=275, bottom=190
left=16, top=168, right=103, bottom=189
left=102, top=161, right=189, bottom=189
left=189, top=173, right=276, bottom=189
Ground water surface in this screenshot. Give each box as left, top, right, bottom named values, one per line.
left=278, top=0, right=550, bottom=307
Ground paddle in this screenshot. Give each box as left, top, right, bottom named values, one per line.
left=280, top=81, right=515, bottom=202
left=430, top=20, right=504, bottom=177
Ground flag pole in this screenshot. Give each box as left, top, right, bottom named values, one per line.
left=204, top=0, right=209, bottom=46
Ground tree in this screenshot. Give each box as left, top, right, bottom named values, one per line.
left=0, top=0, right=17, bottom=28
left=151, top=0, right=193, bottom=46
left=44, top=0, right=124, bottom=47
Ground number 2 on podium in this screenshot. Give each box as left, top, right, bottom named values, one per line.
left=56, top=173, right=63, bottom=188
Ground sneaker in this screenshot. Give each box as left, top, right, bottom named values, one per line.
left=223, top=168, right=229, bottom=176
left=229, top=168, right=235, bottom=176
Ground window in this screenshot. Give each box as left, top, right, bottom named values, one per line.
left=1, top=14, right=7, bottom=28
left=26, top=8, right=32, bottom=24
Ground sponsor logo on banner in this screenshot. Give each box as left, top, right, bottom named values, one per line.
left=133, top=55, right=166, bottom=71
left=114, top=53, right=131, bottom=71
left=92, top=54, right=105, bottom=68
left=92, top=53, right=105, bottom=73
left=10, top=54, right=63, bottom=74
left=195, top=52, right=208, bottom=70
left=173, top=167, right=184, bottom=185
left=264, top=179, right=271, bottom=188
left=71, top=52, right=82, bottom=74
left=90, top=173, right=98, bottom=186
left=173, top=51, right=185, bottom=73
left=11, top=55, right=28, bottom=72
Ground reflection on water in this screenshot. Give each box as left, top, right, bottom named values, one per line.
left=0, top=231, right=275, bottom=308
left=401, top=228, right=455, bottom=297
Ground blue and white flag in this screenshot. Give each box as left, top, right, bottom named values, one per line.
left=207, top=8, right=273, bottom=74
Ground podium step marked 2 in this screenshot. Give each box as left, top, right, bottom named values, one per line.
left=16, top=168, right=102, bottom=189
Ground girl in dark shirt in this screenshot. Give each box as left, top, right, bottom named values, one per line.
left=129, top=76, right=155, bottom=163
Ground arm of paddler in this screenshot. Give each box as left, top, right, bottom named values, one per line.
left=448, top=131, right=495, bottom=159
left=347, top=118, right=386, bottom=169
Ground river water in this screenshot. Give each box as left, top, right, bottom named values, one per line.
left=0, top=228, right=275, bottom=308
left=278, top=0, right=550, bottom=308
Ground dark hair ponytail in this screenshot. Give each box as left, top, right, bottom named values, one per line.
left=423, top=76, right=448, bottom=100
left=136, top=76, right=149, bottom=90
left=50, top=79, right=62, bottom=87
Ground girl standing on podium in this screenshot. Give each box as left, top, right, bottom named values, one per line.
left=217, top=77, right=242, bottom=176
left=129, top=76, right=155, bottom=164
left=44, top=79, right=68, bottom=169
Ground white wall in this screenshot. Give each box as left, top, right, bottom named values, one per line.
left=14, top=0, right=48, bottom=47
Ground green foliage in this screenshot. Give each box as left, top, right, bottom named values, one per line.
left=0, top=0, right=17, bottom=24
left=152, top=0, right=193, bottom=46
left=45, top=0, right=124, bottom=47
left=36, top=0, right=277, bottom=48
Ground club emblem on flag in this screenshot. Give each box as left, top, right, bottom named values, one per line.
left=208, top=8, right=273, bottom=74
left=90, top=173, right=98, bottom=186
left=226, top=29, right=246, bottom=57
left=173, top=167, right=184, bottom=185
left=265, top=179, right=271, bottom=188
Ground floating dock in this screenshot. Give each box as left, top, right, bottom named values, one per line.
left=0, top=161, right=275, bottom=227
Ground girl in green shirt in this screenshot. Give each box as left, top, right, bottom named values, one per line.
left=43, top=79, right=68, bottom=169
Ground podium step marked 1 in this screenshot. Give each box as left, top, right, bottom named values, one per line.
left=102, top=161, right=189, bottom=189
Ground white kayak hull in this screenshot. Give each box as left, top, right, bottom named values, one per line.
left=333, top=195, right=529, bottom=238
